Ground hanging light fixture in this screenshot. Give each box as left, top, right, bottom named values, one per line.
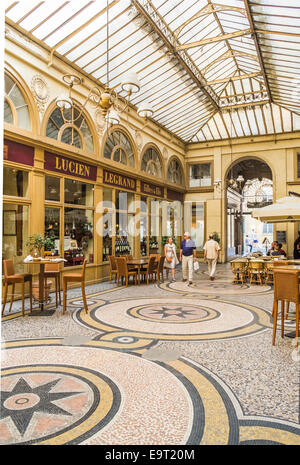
left=55, top=0, right=151, bottom=127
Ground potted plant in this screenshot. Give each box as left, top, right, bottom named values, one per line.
left=26, top=234, right=55, bottom=259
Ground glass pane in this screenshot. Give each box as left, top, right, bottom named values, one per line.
left=8, top=82, right=26, bottom=108
left=16, top=105, right=31, bottom=131
left=115, top=191, right=135, bottom=256
left=189, top=163, right=212, bottom=187
left=4, top=99, right=13, bottom=124
left=64, top=208, right=94, bottom=267
left=45, top=176, right=60, bottom=202
left=150, top=198, right=162, bottom=254
left=5, top=73, right=14, bottom=95
left=61, top=127, right=82, bottom=148
left=103, top=211, right=113, bottom=262
left=2, top=204, right=29, bottom=273
left=45, top=207, right=60, bottom=256
left=140, top=213, right=148, bottom=256
left=64, top=179, right=94, bottom=206
left=3, top=168, right=28, bottom=197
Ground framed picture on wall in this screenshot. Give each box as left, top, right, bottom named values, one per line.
left=3, top=210, right=16, bottom=236
left=276, top=230, right=286, bottom=244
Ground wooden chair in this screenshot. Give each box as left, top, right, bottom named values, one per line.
left=248, top=261, right=265, bottom=285
left=157, top=255, right=165, bottom=282
left=272, top=269, right=299, bottom=346
left=231, top=261, right=247, bottom=284
left=108, top=255, right=118, bottom=282
left=140, top=256, right=157, bottom=285
left=264, top=262, right=274, bottom=284
left=2, top=259, right=32, bottom=317
left=62, top=259, right=88, bottom=315
left=44, top=260, right=61, bottom=307
left=115, top=257, right=137, bottom=286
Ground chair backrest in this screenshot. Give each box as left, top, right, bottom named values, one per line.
left=150, top=254, right=160, bottom=261
left=108, top=255, right=117, bottom=271
left=158, top=255, right=165, bottom=272
left=147, top=256, right=157, bottom=273
left=248, top=261, right=264, bottom=270
left=116, top=257, right=127, bottom=277
left=3, top=259, right=15, bottom=278
left=273, top=260, right=288, bottom=267
left=44, top=258, right=61, bottom=272
left=231, top=261, right=246, bottom=271
left=273, top=269, right=300, bottom=303
left=80, top=259, right=87, bottom=278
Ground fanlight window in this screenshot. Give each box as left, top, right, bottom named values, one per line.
left=167, top=158, right=183, bottom=185
left=104, top=130, right=134, bottom=168
left=141, top=147, right=162, bottom=177
left=46, top=106, right=94, bottom=152
left=4, top=72, right=31, bottom=130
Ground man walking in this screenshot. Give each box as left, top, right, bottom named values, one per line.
left=179, top=232, right=197, bottom=285
left=204, top=234, right=221, bottom=281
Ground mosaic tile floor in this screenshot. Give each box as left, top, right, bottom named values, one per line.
left=1, top=264, right=300, bottom=445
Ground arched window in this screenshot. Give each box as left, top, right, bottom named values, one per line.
left=4, top=72, right=31, bottom=130
left=104, top=130, right=134, bottom=168
left=141, top=147, right=162, bottom=177
left=46, top=106, right=94, bottom=152
left=167, top=158, right=183, bottom=185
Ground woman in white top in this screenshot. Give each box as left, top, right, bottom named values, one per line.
left=164, top=237, right=179, bottom=282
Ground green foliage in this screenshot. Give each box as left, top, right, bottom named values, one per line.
left=26, top=234, right=55, bottom=254
left=212, top=232, right=221, bottom=243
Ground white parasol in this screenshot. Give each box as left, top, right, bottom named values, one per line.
left=251, top=196, right=300, bottom=223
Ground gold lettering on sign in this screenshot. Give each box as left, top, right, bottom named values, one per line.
left=103, top=170, right=136, bottom=190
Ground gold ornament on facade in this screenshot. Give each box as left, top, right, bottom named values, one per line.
left=30, top=74, right=49, bottom=114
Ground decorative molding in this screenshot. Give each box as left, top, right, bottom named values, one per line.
left=30, top=74, right=49, bottom=114
left=134, top=130, right=143, bottom=154
left=94, top=109, right=106, bottom=136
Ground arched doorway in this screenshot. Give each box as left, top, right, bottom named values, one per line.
left=225, top=158, right=273, bottom=259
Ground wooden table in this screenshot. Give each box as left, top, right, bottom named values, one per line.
left=127, top=258, right=149, bottom=285
left=23, top=259, right=64, bottom=311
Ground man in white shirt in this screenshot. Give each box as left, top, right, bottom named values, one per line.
left=203, top=234, right=221, bottom=281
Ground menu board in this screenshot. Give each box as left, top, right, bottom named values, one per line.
left=276, top=230, right=286, bottom=243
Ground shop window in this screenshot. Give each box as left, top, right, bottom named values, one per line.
left=46, top=106, right=94, bottom=152
left=297, top=153, right=300, bottom=178
left=2, top=204, right=29, bottom=273
left=104, top=130, right=134, bottom=168
left=140, top=196, right=148, bottom=257
left=45, top=176, right=60, bottom=202
left=64, top=208, right=94, bottom=267
left=189, top=163, right=211, bottom=187
left=4, top=72, right=31, bottom=130
left=167, top=158, right=183, bottom=185
left=115, top=190, right=135, bottom=256
left=45, top=208, right=60, bottom=256
left=141, top=148, right=162, bottom=177
left=64, top=179, right=93, bottom=206
left=3, top=167, right=28, bottom=197
left=102, top=188, right=113, bottom=262
left=149, top=199, right=162, bottom=254
left=184, top=202, right=204, bottom=251
left=263, top=223, right=273, bottom=234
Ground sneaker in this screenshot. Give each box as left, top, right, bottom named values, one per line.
left=189, top=281, right=192, bottom=285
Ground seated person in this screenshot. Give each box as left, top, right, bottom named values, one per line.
left=278, top=243, right=286, bottom=257
left=267, top=240, right=278, bottom=256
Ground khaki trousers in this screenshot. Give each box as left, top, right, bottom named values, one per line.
left=207, top=258, right=217, bottom=277
left=182, top=255, right=193, bottom=282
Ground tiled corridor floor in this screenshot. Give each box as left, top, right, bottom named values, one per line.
left=1, top=263, right=300, bottom=445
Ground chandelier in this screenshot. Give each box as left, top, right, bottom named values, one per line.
left=55, top=1, right=154, bottom=127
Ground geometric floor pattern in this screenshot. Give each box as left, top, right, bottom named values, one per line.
left=1, top=263, right=300, bottom=445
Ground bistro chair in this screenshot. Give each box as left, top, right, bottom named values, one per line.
left=157, top=255, right=165, bottom=282
left=264, top=262, right=274, bottom=285
left=231, top=261, right=247, bottom=284
left=248, top=260, right=265, bottom=285
left=272, top=269, right=299, bottom=346
left=44, top=260, right=62, bottom=307
left=108, top=255, right=118, bottom=282
left=2, top=259, right=32, bottom=317
left=115, top=257, right=137, bottom=286
left=140, top=256, right=157, bottom=285
left=62, top=259, right=88, bottom=315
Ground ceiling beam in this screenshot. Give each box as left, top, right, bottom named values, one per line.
left=221, top=100, right=269, bottom=110
left=131, top=0, right=220, bottom=110
left=243, top=0, right=272, bottom=103
left=176, top=28, right=252, bottom=51
left=206, top=72, right=262, bottom=86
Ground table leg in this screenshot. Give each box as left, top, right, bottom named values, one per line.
left=39, top=264, right=45, bottom=311
left=138, top=265, right=141, bottom=285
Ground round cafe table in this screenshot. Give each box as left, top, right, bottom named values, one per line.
left=23, top=259, right=64, bottom=311
left=126, top=258, right=149, bottom=285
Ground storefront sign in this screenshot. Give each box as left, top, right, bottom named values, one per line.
left=167, top=188, right=184, bottom=202
left=103, top=169, right=136, bottom=191
left=4, top=139, right=34, bottom=166
left=44, top=152, right=97, bottom=181
left=141, top=181, right=164, bottom=198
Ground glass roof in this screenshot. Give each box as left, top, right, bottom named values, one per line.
left=4, top=0, right=300, bottom=142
